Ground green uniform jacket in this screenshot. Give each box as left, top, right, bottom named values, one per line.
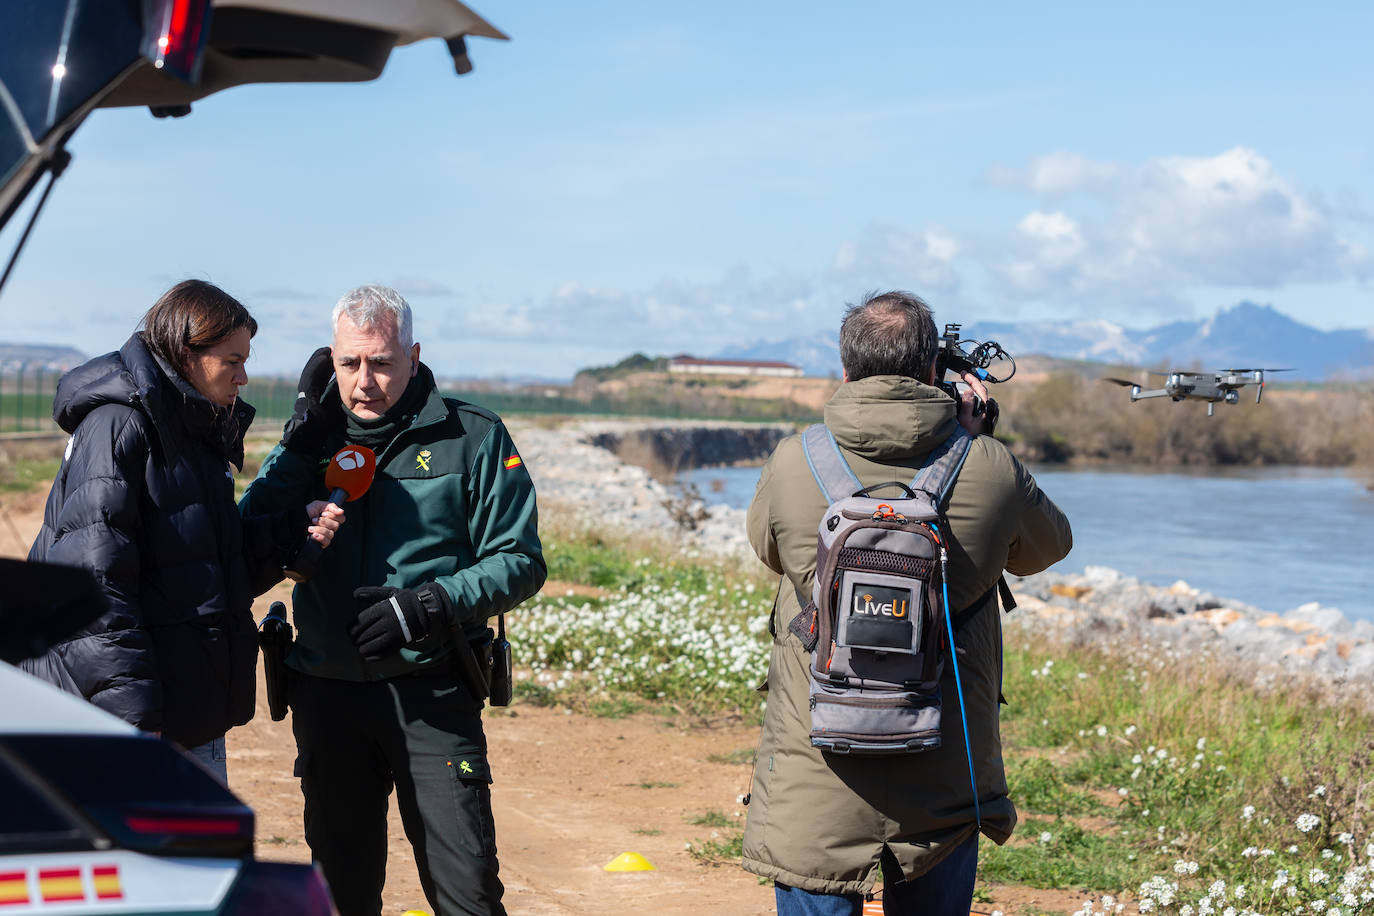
left=742, top=375, right=1072, bottom=895
left=239, top=370, right=546, bottom=682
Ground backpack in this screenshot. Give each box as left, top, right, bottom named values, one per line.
left=786, top=423, right=978, bottom=759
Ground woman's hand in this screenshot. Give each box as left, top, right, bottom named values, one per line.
left=305, top=500, right=345, bottom=547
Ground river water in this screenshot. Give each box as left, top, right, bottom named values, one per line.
left=678, top=463, right=1374, bottom=621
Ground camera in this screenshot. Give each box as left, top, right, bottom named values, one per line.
left=933, top=323, right=1015, bottom=435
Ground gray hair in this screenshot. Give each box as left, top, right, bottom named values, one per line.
left=332, top=284, right=414, bottom=350
left=838, top=290, right=938, bottom=382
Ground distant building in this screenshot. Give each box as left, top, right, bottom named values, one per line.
left=667, top=355, right=804, bottom=378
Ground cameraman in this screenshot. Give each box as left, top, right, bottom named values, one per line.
left=740, top=291, right=1072, bottom=915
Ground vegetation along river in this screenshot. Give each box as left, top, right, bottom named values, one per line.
left=678, top=463, right=1374, bottom=622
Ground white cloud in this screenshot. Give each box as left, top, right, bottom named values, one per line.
left=833, top=224, right=963, bottom=292
left=389, top=276, right=454, bottom=298
left=983, top=151, right=1121, bottom=197
left=983, top=146, right=1371, bottom=309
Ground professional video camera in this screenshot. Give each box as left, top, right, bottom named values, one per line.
left=933, top=323, right=1016, bottom=435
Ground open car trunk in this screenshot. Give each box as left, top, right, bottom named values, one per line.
left=1, top=0, right=505, bottom=233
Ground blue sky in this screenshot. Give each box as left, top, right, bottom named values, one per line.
left=1, top=0, right=1370, bottom=378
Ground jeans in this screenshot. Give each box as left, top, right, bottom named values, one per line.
left=186, top=735, right=228, bottom=785
left=774, top=834, right=979, bottom=916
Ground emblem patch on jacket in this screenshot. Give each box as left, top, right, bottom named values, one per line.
left=415, top=449, right=432, bottom=471
left=504, top=454, right=523, bottom=469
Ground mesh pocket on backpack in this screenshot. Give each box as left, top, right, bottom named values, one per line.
left=835, top=547, right=935, bottom=579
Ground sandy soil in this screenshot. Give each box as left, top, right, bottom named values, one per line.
left=237, top=582, right=772, bottom=915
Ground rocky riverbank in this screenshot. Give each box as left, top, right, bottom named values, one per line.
left=511, top=419, right=1374, bottom=694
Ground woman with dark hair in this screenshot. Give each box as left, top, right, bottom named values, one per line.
left=23, top=279, right=341, bottom=781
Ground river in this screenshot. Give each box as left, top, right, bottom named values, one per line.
left=678, top=463, right=1374, bottom=622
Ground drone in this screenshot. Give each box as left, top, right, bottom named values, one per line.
left=1102, top=368, right=1293, bottom=416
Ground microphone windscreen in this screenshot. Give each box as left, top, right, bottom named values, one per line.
left=324, top=445, right=377, bottom=501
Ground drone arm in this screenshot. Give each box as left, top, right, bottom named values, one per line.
left=1131, top=388, right=1172, bottom=401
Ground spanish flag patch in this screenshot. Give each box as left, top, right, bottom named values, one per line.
left=503, top=455, right=523, bottom=469
left=0, top=871, right=29, bottom=906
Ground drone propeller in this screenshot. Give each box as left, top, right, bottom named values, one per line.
left=1217, top=368, right=1295, bottom=374
left=1149, top=369, right=1208, bottom=378
left=1101, top=377, right=1141, bottom=387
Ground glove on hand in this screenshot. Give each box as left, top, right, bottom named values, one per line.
left=349, top=583, right=455, bottom=660
left=281, top=347, right=340, bottom=456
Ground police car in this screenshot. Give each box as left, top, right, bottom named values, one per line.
left=0, top=655, right=337, bottom=914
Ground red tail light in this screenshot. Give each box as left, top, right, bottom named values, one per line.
left=143, top=0, right=214, bottom=82
left=124, top=813, right=250, bottom=836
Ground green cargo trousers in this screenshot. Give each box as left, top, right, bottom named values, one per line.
left=288, top=666, right=504, bottom=916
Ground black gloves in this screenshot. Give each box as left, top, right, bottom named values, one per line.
left=281, top=347, right=340, bottom=456
left=349, top=583, right=456, bottom=660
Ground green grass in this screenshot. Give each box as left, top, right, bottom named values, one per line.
left=687, top=809, right=732, bottom=827
left=989, top=635, right=1374, bottom=912
left=687, top=831, right=744, bottom=867
left=0, top=456, right=59, bottom=493
left=707, top=747, right=756, bottom=766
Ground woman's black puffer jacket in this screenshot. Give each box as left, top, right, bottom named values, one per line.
left=23, top=333, right=298, bottom=749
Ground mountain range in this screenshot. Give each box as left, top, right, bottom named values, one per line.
left=715, top=303, right=1373, bottom=381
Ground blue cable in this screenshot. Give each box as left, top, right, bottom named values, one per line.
left=933, top=522, right=981, bottom=829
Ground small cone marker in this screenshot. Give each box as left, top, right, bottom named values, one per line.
left=604, top=851, right=655, bottom=872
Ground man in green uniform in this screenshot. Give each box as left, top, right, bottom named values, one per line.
left=741, top=291, right=1072, bottom=915
left=240, top=285, right=545, bottom=916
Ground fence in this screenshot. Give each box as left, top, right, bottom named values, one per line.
left=0, top=364, right=60, bottom=433
left=2, top=370, right=818, bottom=433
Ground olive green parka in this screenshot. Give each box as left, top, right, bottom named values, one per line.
left=741, top=375, right=1072, bottom=895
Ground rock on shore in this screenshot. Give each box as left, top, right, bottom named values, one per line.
left=510, top=419, right=1374, bottom=694
left=510, top=420, right=755, bottom=558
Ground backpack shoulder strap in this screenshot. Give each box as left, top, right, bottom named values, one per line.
left=909, top=426, right=974, bottom=505
left=801, top=424, right=862, bottom=503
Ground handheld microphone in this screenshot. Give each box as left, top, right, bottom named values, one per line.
left=282, top=445, right=377, bottom=583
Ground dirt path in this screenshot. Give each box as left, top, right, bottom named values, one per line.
left=236, top=587, right=770, bottom=915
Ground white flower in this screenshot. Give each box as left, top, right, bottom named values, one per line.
left=1242, top=805, right=1256, bottom=820
left=1174, top=860, right=1200, bottom=876
left=1241, top=847, right=1258, bottom=858
left=1310, top=868, right=1329, bottom=884
left=1197, top=737, right=1207, bottom=750
left=1125, top=725, right=1138, bottom=736
left=1313, top=784, right=1328, bottom=797
left=1297, top=813, right=1321, bottom=833
left=1040, top=831, right=1053, bottom=844
left=1096, top=724, right=1107, bottom=736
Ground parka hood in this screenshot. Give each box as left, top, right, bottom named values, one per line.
left=53, top=333, right=254, bottom=468
left=823, top=375, right=959, bottom=461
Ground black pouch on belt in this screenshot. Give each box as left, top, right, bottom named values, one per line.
left=258, top=601, right=293, bottom=722
left=488, top=614, right=512, bottom=707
